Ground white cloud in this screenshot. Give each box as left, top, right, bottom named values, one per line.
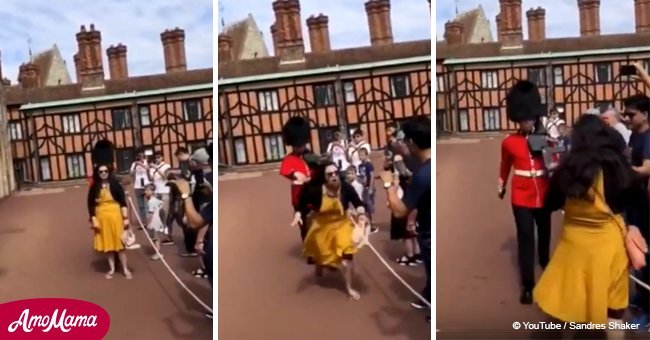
left=218, top=0, right=431, bottom=55
left=0, top=0, right=213, bottom=83
left=435, top=0, right=635, bottom=41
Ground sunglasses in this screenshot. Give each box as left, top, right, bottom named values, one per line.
left=325, top=171, right=339, bottom=177
left=98, top=170, right=108, bottom=174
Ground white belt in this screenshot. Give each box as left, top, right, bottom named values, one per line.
left=513, top=169, right=545, bottom=178
left=291, top=180, right=304, bottom=185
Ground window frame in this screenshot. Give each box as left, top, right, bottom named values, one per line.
left=527, top=67, right=546, bottom=86
left=594, top=63, right=612, bottom=84
left=257, top=90, right=280, bottom=112
left=8, top=121, right=23, bottom=140
left=182, top=99, right=203, bottom=122
left=480, top=71, right=498, bottom=89
left=553, top=66, right=564, bottom=85
left=262, top=134, right=286, bottom=162
left=233, top=137, right=247, bottom=165
left=482, top=107, right=501, bottom=131
left=61, top=114, right=81, bottom=135
left=313, top=83, right=336, bottom=107
left=458, top=109, right=469, bottom=132
left=40, top=157, right=52, bottom=181
left=65, top=153, right=86, bottom=179
left=111, top=107, right=133, bottom=130
left=139, top=105, right=151, bottom=127
left=389, top=74, right=411, bottom=98
left=343, top=81, right=356, bottom=103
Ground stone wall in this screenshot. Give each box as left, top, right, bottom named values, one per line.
left=0, top=82, right=16, bottom=198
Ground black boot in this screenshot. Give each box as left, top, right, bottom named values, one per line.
left=520, top=289, right=533, bottom=305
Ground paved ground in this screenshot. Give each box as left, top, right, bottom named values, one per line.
left=0, top=186, right=213, bottom=340
left=436, top=138, right=646, bottom=339
left=218, top=172, right=430, bottom=340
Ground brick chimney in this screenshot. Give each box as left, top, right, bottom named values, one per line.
left=526, top=7, right=546, bottom=41
left=270, top=23, right=281, bottom=57
left=272, top=0, right=305, bottom=63
left=444, top=21, right=464, bottom=45
left=75, top=24, right=105, bottom=88
left=499, top=0, right=523, bottom=48
left=365, top=0, right=393, bottom=46
left=635, top=0, right=650, bottom=33
left=107, top=44, right=128, bottom=80
left=73, top=53, right=82, bottom=83
left=18, top=62, right=40, bottom=89
left=496, top=13, right=503, bottom=42
left=218, top=34, right=234, bottom=62
left=306, top=14, right=331, bottom=53
left=161, top=27, right=187, bottom=73
left=578, top=0, right=600, bottom=36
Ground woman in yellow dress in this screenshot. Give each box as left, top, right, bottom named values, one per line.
left=291, top=161, right=368, bottom=300
left=534, top=114, right=645, bottom=334
left=88, top=164, right=132, bottom=280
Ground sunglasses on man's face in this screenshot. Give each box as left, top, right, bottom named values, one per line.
left=325, top=171, right=339, bottom=177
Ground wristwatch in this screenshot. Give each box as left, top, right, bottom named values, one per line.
left=181, top=193, right=190, bottom=200
left=383, top=182, right=392, bottom=189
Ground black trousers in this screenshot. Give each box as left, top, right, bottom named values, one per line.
left=512, top=205, right=552, bottom=290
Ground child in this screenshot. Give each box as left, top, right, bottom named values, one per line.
left=144, top=184, right=165, bottom=261
left=345, top=166, right=364, bottom=202
left=357, top=148, right=378, bottom=233
left=558, top=123, right=570, bottom=150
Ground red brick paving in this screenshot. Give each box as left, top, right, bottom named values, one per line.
left=218, top=172, right=430, bottom=340
left=0, top=186, right=213, bottom=340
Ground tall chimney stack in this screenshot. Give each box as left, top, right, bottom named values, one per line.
left=76, top=24, right=105, bottom=88
left=116, top=44, right=128, bottom=79
left=218, top=34, right=234, bottom=62
left=270, top=23, right=281, bottom=57
left=307, top=14, right=331, bottom=53
left=365, top=0, right=394, bottom=46
left=635, top=0, right=650, bottom=33
left=272, top=0, right=305, bottom=63
left=496, top=13, right=503, bottom=42
left=444, top=21, right=464, bottom=45
left=73, top=53, right=82, bottom=83
left=499, top=0, right=523, bottom=48
left=578, top=0, right=600, bottom=36
left=526, top=7, right=546, bottom=41
left=107, top=44, right=128, bottom=80
left=18, top=62, right=40, bottom=89
left=161, top=28, right=187, bottom=72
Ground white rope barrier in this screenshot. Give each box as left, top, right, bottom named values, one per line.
left=127, top=196, right=213, bottom=313
left=630, top=273, right=650, bottom=292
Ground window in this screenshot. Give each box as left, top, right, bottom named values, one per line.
left=257, top=90, right=279, bottom=112
left=66, top=154, right=86, bottom=179
left=62, top=114, right=81, bottom=134
left=9, top=122, right=22, bottom=140
left=234, top=138, right=247, bottom=164
left=595, top=101, right=613, bottom=113
left=40, top=158, right=51, bottom=181
left=483, top=108, right=501, bottom=131
left=115, top=148, right=135, bottom=173
left=111, top=108, right=132, bottom=130
left=458, top=110, right=469, bottom=132
left=435, top=76, right=444, bottom=93
left=390, top=74, right=411, bottom=98
left=343, top=81, right=356, bottom=103
left=528, top=67, right=546, bottom=86
left=436, top=110, right=446, bottom=134
left=313, top=83, right=335, bottom=107
left=183, top=100, right=202, bottom=121
left=139, top=106, right=151, bottom=126
left=263, top=134, right=285, bottom=161
left=594, top=63, right=612, bottom=83
left=481, top=71, right=498, bottom=89
left=553, top=67, right=564, bottom=85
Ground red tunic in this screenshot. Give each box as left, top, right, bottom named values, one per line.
left=279, top=153, right=313, bottom=207
left=499, top=133, right=549, bottom=208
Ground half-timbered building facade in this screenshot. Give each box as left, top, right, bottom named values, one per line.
left=217, top=0, right=431, bottom=166
left=437, top=0, right=650, bottom=134
left=2, top=24, right=212, bottom=184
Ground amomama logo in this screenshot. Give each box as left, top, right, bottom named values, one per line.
left=0, top=298, right=110, bottom=339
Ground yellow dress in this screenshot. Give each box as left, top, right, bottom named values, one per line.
left=303, top=192, right=358, bottom=267
left=93, top=188, right=125, bottom=253
left=533, top=173, right=628, bottom=324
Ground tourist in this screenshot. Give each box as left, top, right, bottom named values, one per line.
left=326, top=131, right=349, bottom=170
left=357, top=147, right=378, bottom=233
left=88, top=163, right=132, bottom=280
left=143, top=183, right=165, bottom=261
left=347, top=129, right=371, bottom=172
left=381, top=115, right=431, bottom=323
left=171, top=147, right=198, bottom=257
left=534, top=114, right=647, bottom=337
left=544, top=107, right=565, bottom=139
left=602, top=107, right=631, bottom=144
left=129, top=148, right=150, bottom=223
left=148, top=151, right=173, bottom=245
left=292, top=161, right=368, bottom=300
left=344, top=165, right=364, bottom=200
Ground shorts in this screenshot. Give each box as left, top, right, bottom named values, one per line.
left=390, top=215, right=416, bottom=240
left=362, top=187, right=375, bottom=214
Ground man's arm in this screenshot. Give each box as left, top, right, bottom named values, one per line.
left=498, top=138, right=513, bottom=195
left=183, top=197, right=206, bottom=229
left=633, top=134, right=650, bottom=176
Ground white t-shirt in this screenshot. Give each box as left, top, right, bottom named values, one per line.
left=327, top=141, right=349, bottom=170
left=351, top=180, right=364, bottom=200
left=146, top=196, right=165, bottom=232
left=150, top=162, right=171, bottom=194
left=130, top=161, right=150, bottom=189
left=545, top=117, right=565, bottom=139
left=348, top=141, right=371, bottom=169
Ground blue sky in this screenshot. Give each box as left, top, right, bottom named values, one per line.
left=436, top=0, right=636, bottom=40
left=0, top=0, right=212, bottom=83
left=218, top=0, right=432, bottom=54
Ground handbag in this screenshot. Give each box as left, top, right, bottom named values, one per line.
left=121, top=229, right=138, bottom=248
left=349, top=214, right=369, bottom=249
left=593, top=187, right=648, bottom=271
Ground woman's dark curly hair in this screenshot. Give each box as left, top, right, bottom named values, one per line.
left=551, top=114, right=632, bottom=199
left=311, top=160, right=337, bottom=185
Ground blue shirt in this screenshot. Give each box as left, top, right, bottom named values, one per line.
left=357, top=161, right=374, bottom=188
left=403, top=158, right=431, bottom=238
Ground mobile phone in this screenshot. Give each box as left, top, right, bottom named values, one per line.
left=621, top=65, right=637, bottom=76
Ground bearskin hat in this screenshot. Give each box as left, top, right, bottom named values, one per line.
left=282, top=116, right=310, bottom=147
left=506, top=80, right=543, bottom=122
left=91, top=139, right=115, bottom=166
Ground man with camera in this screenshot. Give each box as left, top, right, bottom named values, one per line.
left=129, top=148, right=150, bottom=223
